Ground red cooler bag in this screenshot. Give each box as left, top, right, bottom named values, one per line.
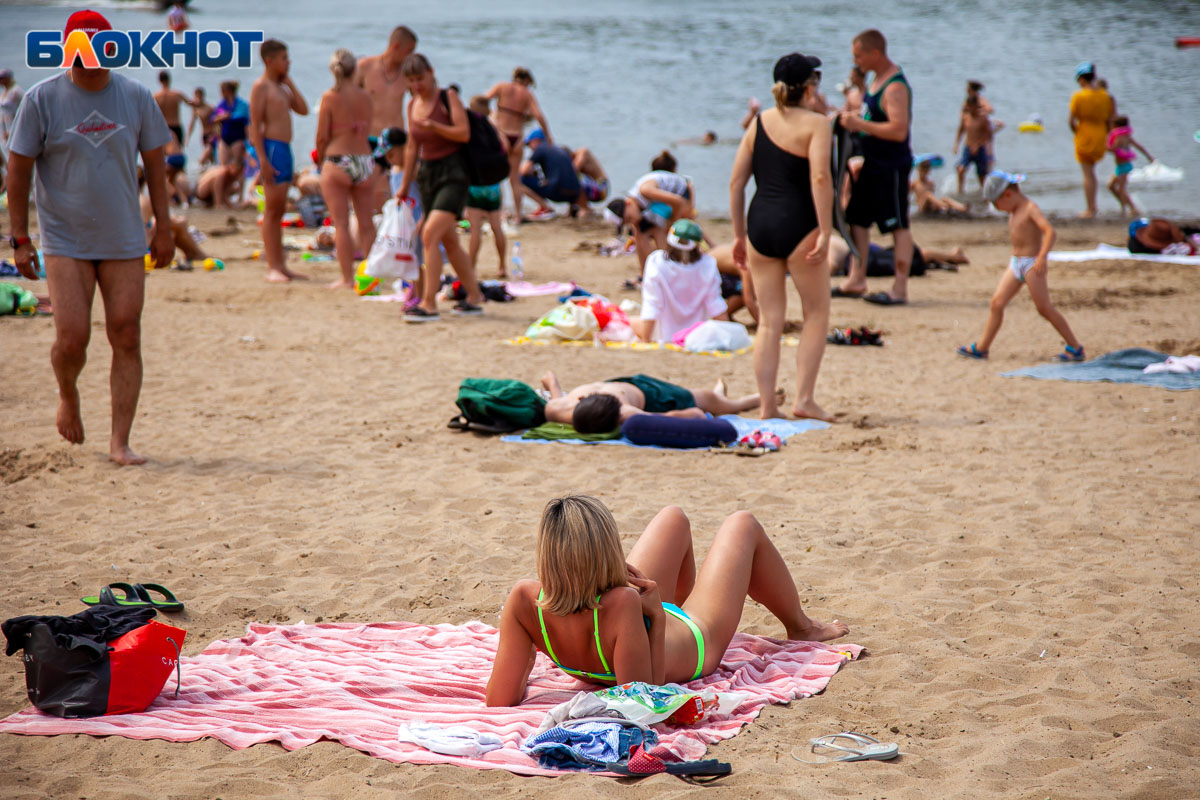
left=21, top=619, right=185, bottom=717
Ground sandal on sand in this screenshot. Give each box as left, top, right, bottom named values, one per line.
left=607, top=744, right=732, bottom=780
left=81, top=582, right=150, bottom=607
left=863, top=292, right=906, bottom=306
left=956, top=343, right=988, bottom=359
left=831, top=286, right=866, bottom=298
left=132, top=583, right=185, bottom=612
left=1056, top=344, right=1086, bottom=362
left=793, top=732, right=899, bottom=764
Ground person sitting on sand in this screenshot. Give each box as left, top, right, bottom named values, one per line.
left=139, top=170, right=207, bottom=268
left=957, top=170, right=1084, bottom=362
left=1127, top=217, right=1200, bottom=255
left=485, top=495, right=849, bottom=706
left=541, top=371, right=761, bottom=434
left=633, top=219, right=728, bottom=343
left=912, top=157, right=967, bottom=215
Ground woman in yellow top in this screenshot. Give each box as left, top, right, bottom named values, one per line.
left=1068, top=61, right=1114, bottom=218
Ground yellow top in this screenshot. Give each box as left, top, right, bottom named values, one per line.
left=1069, top=88, right=1114, bottom=164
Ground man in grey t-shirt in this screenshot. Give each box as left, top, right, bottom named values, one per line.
left=7, top=9, right=172, bottom=466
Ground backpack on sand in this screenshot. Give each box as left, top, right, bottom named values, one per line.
left=441, top=91, right=511, bottom=187
left=450, top=378, right=546, bottom=434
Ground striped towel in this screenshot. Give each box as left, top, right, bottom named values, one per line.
left=0, top=620, right=861, bottom=776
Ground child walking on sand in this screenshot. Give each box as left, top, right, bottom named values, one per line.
left=465, top=95, right=508, bottom=278
left=1107, top=116, right=1154, bottom=217
left=957, top=171, right=1084, bottom=362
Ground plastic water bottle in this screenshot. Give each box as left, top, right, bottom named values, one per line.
left=511, top=240, right=523, bottom=279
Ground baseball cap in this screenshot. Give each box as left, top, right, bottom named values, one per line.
left=1074, top=61, right=1095, bottom=79
left=524, top=128, right=546, bottom=146
left=773, top=52, right=822, bottom=86
left=64, top=9, right=112, bottom=37
left=981, top=170, right=1026, bottom=203
left=666, top=219, right=703, bottom=251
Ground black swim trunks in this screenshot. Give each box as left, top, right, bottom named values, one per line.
left=845, top=159, right=911, bottom=234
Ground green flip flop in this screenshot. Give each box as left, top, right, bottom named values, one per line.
left=81, top=582, right=151, bottom=607
left=132, top=583, right=185, bottom=613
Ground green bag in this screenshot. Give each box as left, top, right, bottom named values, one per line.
left=452, top=378, right=546, bottom=433
left=0, top=282, right=37, bottom=316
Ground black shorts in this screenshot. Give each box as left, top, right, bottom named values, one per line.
left=846, top=159, right=911, bottom=234
left=417, top=150, right=470, bottom=216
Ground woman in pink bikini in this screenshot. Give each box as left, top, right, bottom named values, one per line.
left=316, top=49, right=376, bottom=289
left=484, top=68, right=553, bottom=220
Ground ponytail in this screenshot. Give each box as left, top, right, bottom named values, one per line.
left=330, top=48, right=356, bottom=88
left=772, top=79, right=810, bottom=111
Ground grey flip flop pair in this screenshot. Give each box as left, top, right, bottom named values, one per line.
left=792, top=732, right=899, bottom=763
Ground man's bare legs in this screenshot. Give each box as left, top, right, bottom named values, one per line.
left=1079, top=161, right=1098, bottom=218
left=1025, top=269, right=1081, bottom=349
left=682, top=510, right=849, bottom=672
left=888, top=227, right=913, bottom=302
left=975, top=270, right=1024, bottom=353
left=44, top=257, right=96, bottom=446
left=690, top=379, right=760, bottom=415
left=786, top=234, right=834, bottom=422
left=261, top=182, right=305, bottom=282
left=96, top=260, right=147, bottom=465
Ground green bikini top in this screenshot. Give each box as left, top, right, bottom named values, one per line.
left=535, top=589, right=706, bottom=683
left=536, top=589, right=616, bottom=682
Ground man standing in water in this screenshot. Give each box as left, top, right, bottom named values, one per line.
left=249, top=38, right=309, bottom=283
left=835, top=29, right=914, bottom=306
left=7, top=10, right=173, bottom=465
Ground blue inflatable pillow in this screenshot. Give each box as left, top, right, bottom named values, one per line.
left=620, top=415, right=738, bottom=449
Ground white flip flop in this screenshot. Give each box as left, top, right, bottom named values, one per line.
left=792, top=732, right=899, bottom=764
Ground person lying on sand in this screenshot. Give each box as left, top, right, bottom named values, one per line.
left=485, top=495, right=849, bottom=706
left=541, top=371, right=764, bottom=434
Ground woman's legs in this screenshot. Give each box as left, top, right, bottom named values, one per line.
left=419, top=210, right=454, bottom=311
left=626, top=506, right=696, bottom=606
left=747, top=245, right=787, bottom=418
left=489, top=209, right=507, bottom=278
left=350, top=178, right=377, bottom=270
left=506, top=143, right=524, bottom=221
left=1079, top=161, right=1098, bottom=218
left=786, top=229, right=833, bottom=422
left=465, top=207, right=484, bottom=269
left=320, top=166, right=355, bottom=288
left=683, top=511, right=848, bottom=672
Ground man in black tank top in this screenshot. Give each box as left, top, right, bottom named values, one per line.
left=835, top=29, right=914, bottom=305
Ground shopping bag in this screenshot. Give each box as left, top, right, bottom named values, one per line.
left=365, top=199, right=419, bottom=281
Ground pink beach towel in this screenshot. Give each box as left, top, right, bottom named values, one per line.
left=0, top=621, right=860, bottom=776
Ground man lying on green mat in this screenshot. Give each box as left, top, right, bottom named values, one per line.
left=541, top=371, right=762, bottom=434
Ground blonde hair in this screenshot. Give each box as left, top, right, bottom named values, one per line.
left=537, top=496, right=627, bottom=616
left=330, top=48, right=356, bottom=88
left=772, top=78, right=816, bottom=112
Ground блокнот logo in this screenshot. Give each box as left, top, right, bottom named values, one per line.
left=27, top=29, right=264, bottom=69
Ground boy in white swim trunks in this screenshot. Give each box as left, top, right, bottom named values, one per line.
left=957, top=170, right=1084, bottom=362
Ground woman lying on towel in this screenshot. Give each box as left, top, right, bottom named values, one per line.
left=485, top=495, right=849, bottom=706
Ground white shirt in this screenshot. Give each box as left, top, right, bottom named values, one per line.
left=627, top=170, right=690, bottom=208
left=640, top=249, right=726, bottom=343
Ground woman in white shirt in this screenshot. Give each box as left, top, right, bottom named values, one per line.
left=634, top=219, right=727, bottom=343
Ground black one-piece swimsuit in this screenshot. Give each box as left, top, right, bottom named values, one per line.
left=747, top=114, right=818, bottom=259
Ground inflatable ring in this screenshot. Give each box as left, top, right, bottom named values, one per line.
left=1018, top=122, right=1044, bottom=133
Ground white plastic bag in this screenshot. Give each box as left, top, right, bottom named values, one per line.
left=365, top=199, right=419, bottom=280
left=682, top=320, right=752, bottom=352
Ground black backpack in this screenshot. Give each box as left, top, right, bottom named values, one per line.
left=441, top=91, right=511, bottom=187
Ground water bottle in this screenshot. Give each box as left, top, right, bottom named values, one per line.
left=511, top=240, right=523, bottom=279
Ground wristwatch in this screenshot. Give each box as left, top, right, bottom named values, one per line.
left=8, top=235, right=31, bottom=249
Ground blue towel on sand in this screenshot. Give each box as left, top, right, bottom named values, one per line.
left=501, top=415, right=829, bottom=449
left=1002, top=348, right=1200, bottom=391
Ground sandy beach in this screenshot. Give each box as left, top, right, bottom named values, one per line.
left=1, top=209, right=1198, bottom=799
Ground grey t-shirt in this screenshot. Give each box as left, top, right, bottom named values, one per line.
left=9, top=71, right=170, bottom=260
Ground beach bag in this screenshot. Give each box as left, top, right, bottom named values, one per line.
left=441, top=91, right=510, bottom=187
left=0, top=282, right=38, bottom=316
left=365, top=199, right=419, bottom=281
left=8, top=616, right=185, bottom=718
left=454, top=378, right=546, bottom=431
left=526, top=302, right=599, bottom=341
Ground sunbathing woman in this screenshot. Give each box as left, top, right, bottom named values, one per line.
left=485, top=496, right=849, bottom=706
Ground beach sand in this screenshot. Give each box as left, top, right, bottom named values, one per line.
left=1, top=208, right=1197, bottom=799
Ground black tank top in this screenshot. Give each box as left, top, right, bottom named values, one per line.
left=747, top=114, right=817, bottom=260
left=859, top=70, right=913, bottom=167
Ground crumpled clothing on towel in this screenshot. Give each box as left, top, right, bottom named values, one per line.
left=1143, top=355, right=1200, bottom=374
left=537, top=690, right=629, bottom=733
left=522, top=720, right=657, bottom=771
left=396, top=722, right=503, bottom=757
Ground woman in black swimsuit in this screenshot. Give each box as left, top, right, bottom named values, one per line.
left=730, top=53, right=834, bottom=422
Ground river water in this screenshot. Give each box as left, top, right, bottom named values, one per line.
left=3, top=0, right=1198, bottom=217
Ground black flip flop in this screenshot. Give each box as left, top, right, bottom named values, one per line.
left=132, top=583, right=185, bottom=612
left=831, top=287, right=866, bottom=298
left=863, top=292, right=907, bottom=306
left=81, top=582, right=151, bottom=607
